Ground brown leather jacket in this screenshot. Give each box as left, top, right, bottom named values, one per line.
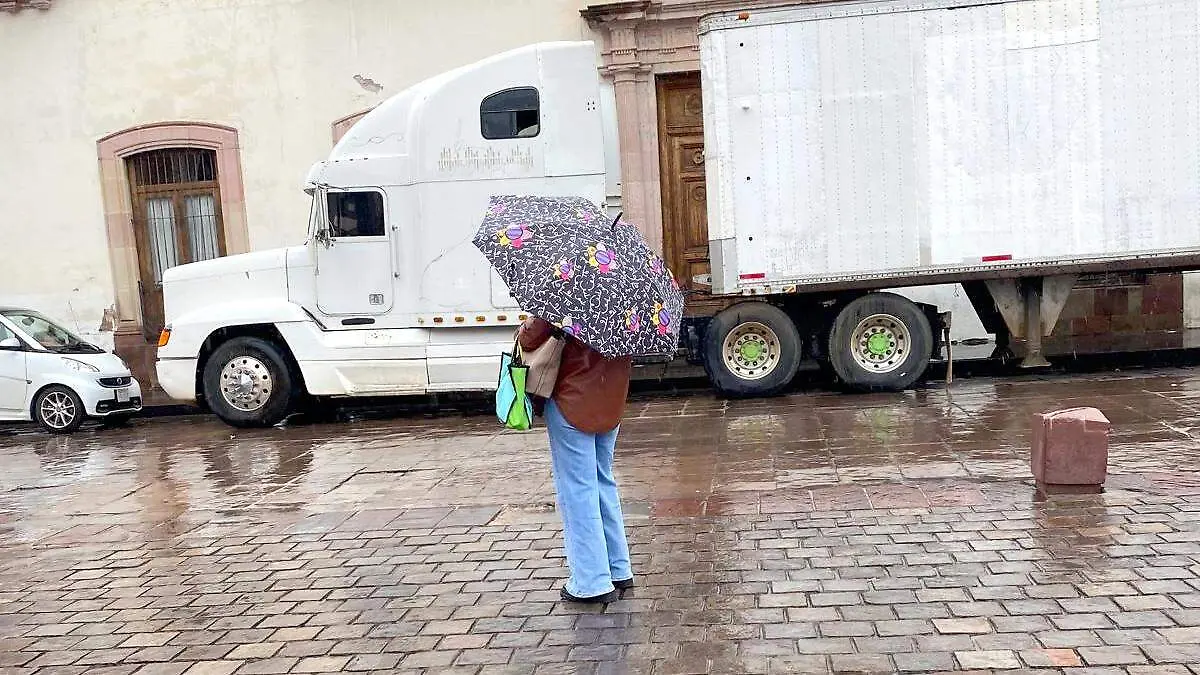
left=518, top=317, right=632, bottom=434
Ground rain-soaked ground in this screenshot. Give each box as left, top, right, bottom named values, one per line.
left=4, top=368, right=1200, bottom=674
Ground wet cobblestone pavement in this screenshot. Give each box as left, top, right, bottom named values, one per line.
left=5, top=369, right=1200, bottom=673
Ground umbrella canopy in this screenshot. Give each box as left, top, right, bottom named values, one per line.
left=472, top=195, right=685, bottom=358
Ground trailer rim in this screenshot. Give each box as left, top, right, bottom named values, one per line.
left=850, top=313, right=910, bottom=374
left=721, top=321, right=782, bottom=381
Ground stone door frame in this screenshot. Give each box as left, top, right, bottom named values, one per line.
left=97, top=122, right=249, bottom=337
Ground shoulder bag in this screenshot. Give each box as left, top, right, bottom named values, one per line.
left=518, top=328, right=565, bottom=399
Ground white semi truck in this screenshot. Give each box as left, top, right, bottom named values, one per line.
left=158, top=0, right=1200, bottom=427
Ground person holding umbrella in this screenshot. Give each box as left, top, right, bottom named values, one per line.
left=474, top=195, right=684, bottom=604
left=518, top=316, right=633, bottom=603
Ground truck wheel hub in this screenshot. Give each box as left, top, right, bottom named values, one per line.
left=851, top=314, right=909, bottom=374
left=739, top=341, right=765, bottom=362
left=722, top=321, right=781, bottom=381
left=867, top=332, right=891, bottom=356
left=220, top=356, right=273, bottom=412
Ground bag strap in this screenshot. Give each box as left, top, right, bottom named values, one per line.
left=511, top=332, right=524, bottom=366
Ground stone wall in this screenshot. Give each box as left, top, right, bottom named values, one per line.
left=1048, top=273, right=1186, bottom=354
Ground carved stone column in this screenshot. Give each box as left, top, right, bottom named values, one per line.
left=584, top=4, right=665, bottom=251
left=608, top=61, right=662, bottom=252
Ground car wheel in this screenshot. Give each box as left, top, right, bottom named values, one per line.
left=34, top=385, right=86, bottom=434
left=827, top=292, right=933, bottom=391
left=703, top=302, right=802, bottom=397
left=202, top=337, right=296, bottom=428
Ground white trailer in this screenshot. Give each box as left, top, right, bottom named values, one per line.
left=157, top=0, right=1200, bottom=427
left=690, top=0, right=1200, bottom=395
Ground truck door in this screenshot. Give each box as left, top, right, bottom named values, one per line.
left=315, top=190, right=395, bottom=317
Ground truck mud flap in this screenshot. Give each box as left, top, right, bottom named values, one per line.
left=682, top=317, right=711, bottom=365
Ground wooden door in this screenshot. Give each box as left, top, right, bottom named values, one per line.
left=127, top=149, right=226, bottom=340
left=657, top=73, right=717, bottom=312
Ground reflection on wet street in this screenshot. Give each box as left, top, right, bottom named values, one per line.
left=3, top=368, right=1200, bottom=673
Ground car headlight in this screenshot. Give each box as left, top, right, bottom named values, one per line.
left=62, top=358, right=100, bottom=373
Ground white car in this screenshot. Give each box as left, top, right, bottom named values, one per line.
left=0, top=308, right=143, bottom=433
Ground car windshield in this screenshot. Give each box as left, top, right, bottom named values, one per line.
left=0, top=310, right=102, bottom=354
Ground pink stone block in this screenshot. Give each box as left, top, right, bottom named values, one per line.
left=1031, top=407, right=1110, bottom=486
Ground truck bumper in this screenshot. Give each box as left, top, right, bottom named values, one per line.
left=156, top=358, right=198, bottom=402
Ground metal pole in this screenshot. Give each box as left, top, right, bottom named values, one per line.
left=942, top=311, right=954, bottom=386
left=1021, top=278, right=1051, bottom=368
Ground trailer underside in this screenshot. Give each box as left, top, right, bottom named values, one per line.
left=682, top=250, right=1200, bottom=393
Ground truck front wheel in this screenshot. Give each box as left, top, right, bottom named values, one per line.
left=828, top=292, right=932, bottom=391
left=703, top=302, right=802, bottom=397
left=202, top=337, right=296, bottom=428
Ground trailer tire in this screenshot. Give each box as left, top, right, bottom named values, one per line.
left=703, top=302, right=802, bottom=397
left=828, top=292, right=932, bottom=392
left=202, top=337, right=296, bottom=428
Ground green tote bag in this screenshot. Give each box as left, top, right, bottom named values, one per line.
left=495, top=338, right=534, bottom=431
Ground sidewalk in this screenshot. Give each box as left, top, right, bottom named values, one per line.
left=3, top=368, right=1200, bottom=673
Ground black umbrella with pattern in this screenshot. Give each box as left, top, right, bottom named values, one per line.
left=472, top=195, right=685, bottom=358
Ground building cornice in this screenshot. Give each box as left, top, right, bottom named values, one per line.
left=582, top=0, right=801, bottom=25
left=0, top=0, right=53, bottom=13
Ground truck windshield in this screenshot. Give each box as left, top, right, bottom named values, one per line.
left=0, top=310, right=102, bottom=354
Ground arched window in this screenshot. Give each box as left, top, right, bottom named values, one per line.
left=332, top=108, right=374, bottom=144
left=124, top=147, right=227, bottom=336
left=126, top=148, right=226, bottom=282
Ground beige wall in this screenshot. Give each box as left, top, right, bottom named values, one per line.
left=0, top=0, right=592, bottom=347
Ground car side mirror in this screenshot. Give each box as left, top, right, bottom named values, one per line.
left=0, top=337, right=22, bottom=350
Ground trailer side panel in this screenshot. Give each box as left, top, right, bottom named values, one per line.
left=700, top=0, right=1200, bottom=294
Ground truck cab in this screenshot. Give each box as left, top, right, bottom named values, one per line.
left=156, top=42, right=607, bottom=427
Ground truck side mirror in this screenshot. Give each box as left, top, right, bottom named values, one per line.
left=0, top=337, right=22, bottom=350
left=309, top=184, right=335, bottom=248
left=314, top=227, right=333, bottom=248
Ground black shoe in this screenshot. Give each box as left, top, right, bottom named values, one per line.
left=613, top=577, right=635, bottom=590
left=560, top=588, right=618, bottom=604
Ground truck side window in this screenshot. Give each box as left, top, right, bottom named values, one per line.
left=480, top=87, right=540, bottom=140
left=327, top=191, right=386, bottom=238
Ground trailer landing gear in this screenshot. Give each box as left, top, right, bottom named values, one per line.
left=977, top=275, right=1076, bottom=369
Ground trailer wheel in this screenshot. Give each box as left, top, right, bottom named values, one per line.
left=703, top=303, right=802, bottom=397
left=828, top=292, right=932, bottom=391
left=202, top=337, right=296, bottom=428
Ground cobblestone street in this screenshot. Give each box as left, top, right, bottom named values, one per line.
left=4, top=369, right=1200, bottom=673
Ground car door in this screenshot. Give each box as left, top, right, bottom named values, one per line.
left=314, top=189, right=395, bottom=318
left=0, top=322, right=29, bottom=415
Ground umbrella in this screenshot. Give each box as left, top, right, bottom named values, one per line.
left=472, top=195, right=685, bottom=358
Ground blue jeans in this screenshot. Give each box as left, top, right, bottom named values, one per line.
left=544, top=399, right=633, bottom=597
